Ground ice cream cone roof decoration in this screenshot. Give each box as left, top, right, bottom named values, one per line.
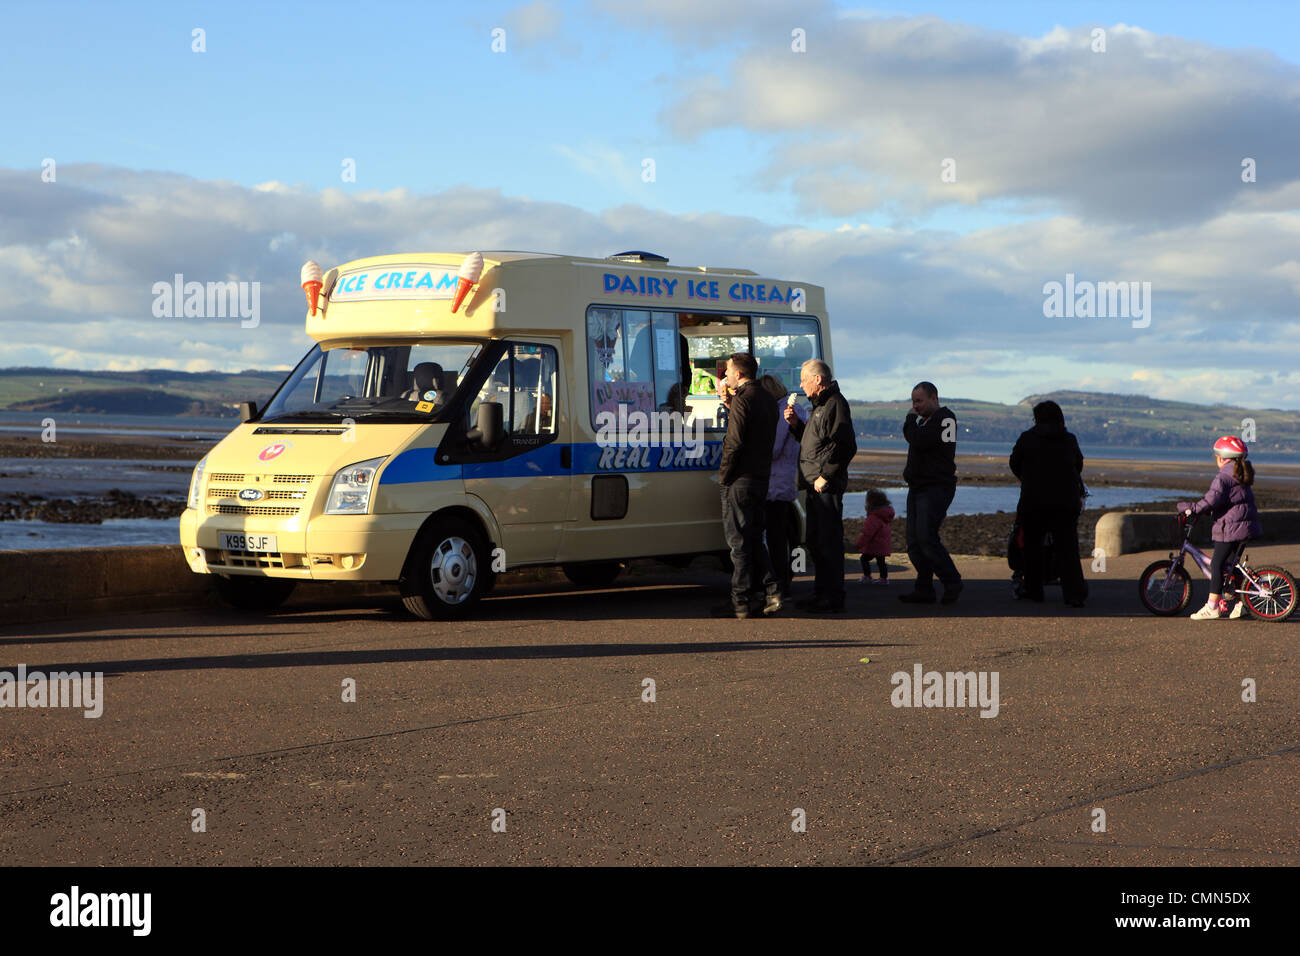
left=301, top=260, right=324, bottom=316
left=451, top=251, right=484, bottom=313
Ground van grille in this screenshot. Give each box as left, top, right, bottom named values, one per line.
left=203, top=473, right=316, bottom=517
left=206, top=473, right=314, bottom=485
left=222, top=550, right=287, bottom=568
left=208, top=504, right=300, bottom=517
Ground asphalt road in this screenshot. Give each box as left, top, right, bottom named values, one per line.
left=2, top=545, right=1297, bottom=866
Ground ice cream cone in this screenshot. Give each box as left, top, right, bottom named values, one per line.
left=300, top=260, right=324, bottom=316
left=302, top=280, right=322, bottom=315
left=451, top=276, right=474, bottom=313
left=451, top=251, right=484, bottom=313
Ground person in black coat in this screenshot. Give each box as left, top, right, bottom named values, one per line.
left=1009, top=400, right=1087, bottom=606
left=785, top=359, right=857, bottom=612
left=716, top=352, right=781, bottom=618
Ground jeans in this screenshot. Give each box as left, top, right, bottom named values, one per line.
left=764, top=499, right=796, bottom=596
left=721, top=478, right=777, bottom=609
left=805, top=489, right=846, bottom=606
left=905, top=484, right=960, bottom=592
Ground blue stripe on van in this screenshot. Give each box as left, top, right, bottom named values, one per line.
left=378, top=441, right=723, bottom=484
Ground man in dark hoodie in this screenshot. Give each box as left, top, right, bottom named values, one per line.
left=900, top=381, right=963, bottom=604
left=785, top=359, right=857, bottom=612
left=1009, top=400, right=1087, bottom=606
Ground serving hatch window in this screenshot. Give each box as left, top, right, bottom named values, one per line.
left=584, top=306, right=821, bottom=430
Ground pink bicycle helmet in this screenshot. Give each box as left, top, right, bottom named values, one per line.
left=1213, top=435, right=1247, bottom=458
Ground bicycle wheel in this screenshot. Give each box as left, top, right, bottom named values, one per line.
left=1241, top=565, right=1298, bottom=622
left=1138, top=560, right=1192, bottom=616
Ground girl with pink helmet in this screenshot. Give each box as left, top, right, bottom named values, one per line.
left=1181, top=436, right=1262, bottom=620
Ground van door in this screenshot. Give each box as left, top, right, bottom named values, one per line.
left=459, top=338, right=572, bottom=567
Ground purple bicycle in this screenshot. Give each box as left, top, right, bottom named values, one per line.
left=1138, top=512, right=1297, bottom=620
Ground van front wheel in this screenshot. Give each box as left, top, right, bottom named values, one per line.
left=401, top=519, right=493, bottom=620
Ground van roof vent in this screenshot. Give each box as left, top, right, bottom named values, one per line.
left=607, top=250, right=669, bottom=264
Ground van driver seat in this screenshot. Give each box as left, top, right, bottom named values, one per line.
left=404, top=362, right=444, bottom=402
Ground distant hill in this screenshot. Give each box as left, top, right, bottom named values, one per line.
left=0, top=367, right=1294, bottom=450
left=848, top=390, right=1299, bottom=451
left=0, top=367, right=287, bottom=418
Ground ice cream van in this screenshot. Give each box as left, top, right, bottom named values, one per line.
left=179, top=250, right=832, bottom=618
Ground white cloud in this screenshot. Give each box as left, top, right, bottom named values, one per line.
left=0, top=164, right=1296, bottom=409
left=643, top=14, right=1300, bottom=226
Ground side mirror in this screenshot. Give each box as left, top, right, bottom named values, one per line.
left=467, top=401, right=503, bottom=450
left=238, top=401, right=258, bottom=423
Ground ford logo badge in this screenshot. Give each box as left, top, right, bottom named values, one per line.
left=238, top=488, right=265, bottom=502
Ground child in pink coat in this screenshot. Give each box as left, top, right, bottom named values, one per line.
left=856, top=490, right=895, bottom=585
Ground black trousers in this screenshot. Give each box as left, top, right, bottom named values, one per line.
left=1210, top=540, right=1247, bottom=594
left=805, top=489, right=845, bottom=606
left=721, top=478, right=777, bottom=609
left=860, top=556, right=888, bottom=578
left=764, top=499, right=796, bottom=596
left=1021, top=508, right=1086, bottom=604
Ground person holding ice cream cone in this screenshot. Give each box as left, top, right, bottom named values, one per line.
left=785, top=359, right=857, bottom=613
left=761, top=374, right=808, bottom=599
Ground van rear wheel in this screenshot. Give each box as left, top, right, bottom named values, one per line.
left=561, top=561, right=623, bottom=588
left=401, top=519, right=493, bottom=620
left=212, top=575, right=297, bottom=612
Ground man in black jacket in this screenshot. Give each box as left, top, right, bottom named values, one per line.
left=716, top=353, right=781, bottom=619
left=1009, top=400, right=1087, bottom=606
left=900, top=381, right=963, bottom=604
left=785, top=359, right=857, bottom=612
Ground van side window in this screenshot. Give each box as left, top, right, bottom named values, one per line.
left=469, top=344, right=559, bottom=440
left=471, top=352, right=514, bottom=435
left=512, top=344, right=558, bottom=436
left=587, top=308, right=657, bottom=424
left=752, top=315, right=821, bottom=394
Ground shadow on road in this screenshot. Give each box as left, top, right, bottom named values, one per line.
left=5, top=636, right=897, bottom=679
left=3, top=570, right=1293, bottom=650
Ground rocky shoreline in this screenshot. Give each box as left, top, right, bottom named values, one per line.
left=4, top=434, right=1298, bottom=558
left=0, top=489, right=184, bottom=524
left=0, top=434, right=215, bottom=461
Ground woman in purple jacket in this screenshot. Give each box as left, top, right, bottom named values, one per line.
left=761, top=375, right=809, bottom=598
left=1182, top=435, right=1262, bottom=620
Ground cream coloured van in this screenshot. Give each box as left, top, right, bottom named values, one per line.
left=179, top=251, right=832, bottom=618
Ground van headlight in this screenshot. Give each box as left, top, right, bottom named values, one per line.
left=187, top=457, right=207, bottom=510
left=325, top=457, right=385, bottom=515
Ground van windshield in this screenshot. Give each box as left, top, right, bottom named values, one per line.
left=260, top=342, right=482, bottom=423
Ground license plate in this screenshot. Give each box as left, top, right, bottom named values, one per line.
left=220, top=532, right=278, bottom=553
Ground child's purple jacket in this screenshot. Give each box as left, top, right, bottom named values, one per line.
left=1188, top=462, right=1262, bottom=542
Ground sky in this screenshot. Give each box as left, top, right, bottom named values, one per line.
left=1, top=0, right=1298, bottom=409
